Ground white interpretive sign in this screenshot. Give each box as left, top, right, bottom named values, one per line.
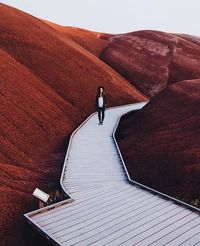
left=32, top=188, right=50, bottom=203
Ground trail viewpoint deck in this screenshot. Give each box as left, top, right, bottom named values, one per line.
left=25, top=102, right=200, bottom=246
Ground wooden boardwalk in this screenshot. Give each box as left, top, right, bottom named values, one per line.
left=24, top=102, right=200, bottom=246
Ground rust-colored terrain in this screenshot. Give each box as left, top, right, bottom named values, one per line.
left=101, top=30, right=200, bottom=97
left=0, top=3, right=146, bottom=246
left=116, top=79, right=200, bottom=203
left=1, top=2, right=200, bottom=246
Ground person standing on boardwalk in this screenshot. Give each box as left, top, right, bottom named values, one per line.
left=95, top=86, right=107, bottom=125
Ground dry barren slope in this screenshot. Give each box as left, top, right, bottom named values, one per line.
left=101, top=30, right=200, bottom=97
left=0, top=3, right=146, bottom=246
left=43, top=20, right=112, bottom=57
left=116, top=79, right=200, bottom=203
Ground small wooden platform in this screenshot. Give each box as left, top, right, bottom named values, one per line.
left=24, top=102, right=200, bottom=245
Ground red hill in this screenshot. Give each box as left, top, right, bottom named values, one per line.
left=116, top=79, right=200, bottom=204
left=0, top=3, right=146, bottom=245
left=43, top=20, right=112, bottom=57
left=101, top=30, right=200, bottom=97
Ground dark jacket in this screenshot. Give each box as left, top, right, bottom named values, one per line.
left=95, top=94, right=107, bottom=108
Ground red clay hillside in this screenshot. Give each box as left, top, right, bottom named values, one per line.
left=1, top=2, right=200, bottom=246
left=116, top=79, right=200, bottom=204
left=101, top=30, right=200, bottom=97
left=0, top=3, right=146, bottom=246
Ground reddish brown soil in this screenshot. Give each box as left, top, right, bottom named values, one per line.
left=101, top=30, right=200, bottom=97
left=0, top=3, right=146, bottom=246
left=116, top=79, right=200, bottom=203
left=44, top=20, right=112, bottom=57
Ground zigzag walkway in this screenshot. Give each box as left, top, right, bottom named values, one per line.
left=24, top=102, right=200, bottom=246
